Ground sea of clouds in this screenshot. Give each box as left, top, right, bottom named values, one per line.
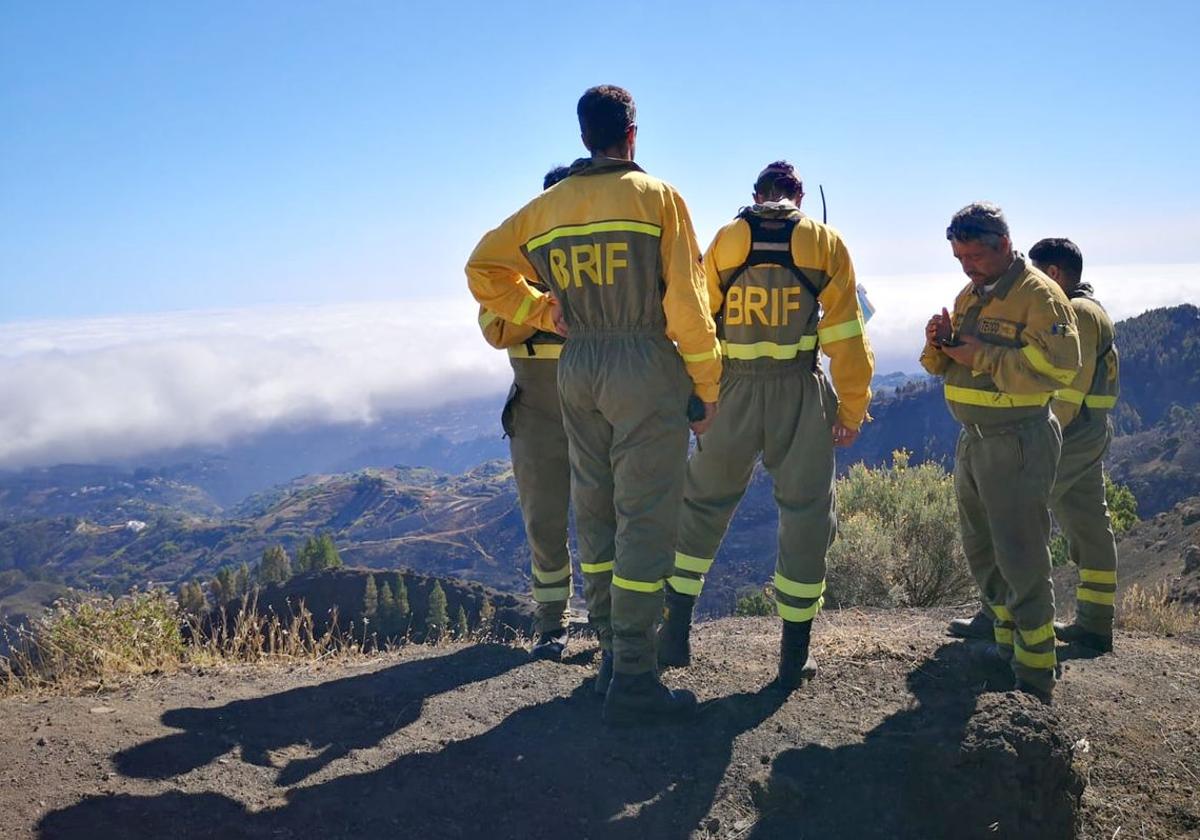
left=2, top=264, right=1197, bottom=470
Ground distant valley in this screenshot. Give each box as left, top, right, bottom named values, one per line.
left=2, top=304, right=1197, bottom=622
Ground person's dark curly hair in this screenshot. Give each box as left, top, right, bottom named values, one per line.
left=577, top=85, right=636, bottom=152
left=754, top=161, right=804, bottom=201
left=543, top=165, right=570, bottom=190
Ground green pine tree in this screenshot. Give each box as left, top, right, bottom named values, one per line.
left=426, top=581, right=449, bottom=641
left=378, top=582, right=397, bottom=638
left=393, top=574, right=411, bottom=632
left=453, top=604, right=469, bottom=640
left=257, top=545, right=291, bottom=585
left=363, top=575, right=379, bottom=620
left=478, top=597, right=495, bottom=638
left=293, top=537, right=317, bottom=574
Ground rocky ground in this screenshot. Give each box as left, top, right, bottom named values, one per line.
left=2, top=609, right=1197, bottom=840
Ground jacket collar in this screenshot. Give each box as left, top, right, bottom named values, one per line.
left=972, top=251, right=1025, bottom=301
left=567, top=156, right=645, bottom=177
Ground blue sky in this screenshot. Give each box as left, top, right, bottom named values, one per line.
left=3, top=0, right=1199, bottom=322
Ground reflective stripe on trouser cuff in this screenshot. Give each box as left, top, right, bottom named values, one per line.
left=1079, top=569, right=1117, bottom=585
left=581, top=561, right=614, bottom=575
left=944, top=384, right=1052, bottom=408
left=994, top=627, right=1014, bottom=646
left=1077, top=588, right=1115, bottom=606
left=1019, top=622, right=1056, bottom=647
left=1014, top=642, right=1057, bottom=670
left=533, top=564, right=572, bottom=584
left=668, top=575, right=703, bottom=596
left=991, top=603, right=1013, bottom=622
left=774, top=573, right=826, bottom=599
left=533, top=586, right=571, bottom=603
left=721, top=336, right=818, bottom=360
left=674, top=552, right=714, bottom=574
left=777, top=597, right=824, bottom=623
left=612, top=575, right=664, bottom=594
left=818, top=317, right=864, bottom=344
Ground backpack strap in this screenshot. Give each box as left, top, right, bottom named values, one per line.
left=720, top=210, right=822, bottom=302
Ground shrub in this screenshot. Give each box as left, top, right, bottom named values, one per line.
left=734, top=587, right=775, bottom=617
left=1117, top=582, right=1200, bottom=636
left=830, top=451, right=975, bottom=608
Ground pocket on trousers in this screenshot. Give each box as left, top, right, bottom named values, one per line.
left=817, top=372, right=839, bottom=429
left=501, top=383, right=521, bottom=438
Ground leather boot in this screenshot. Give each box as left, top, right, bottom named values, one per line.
left=603, top=669, right=697, bottom=726
left=776, top=619, right=817, bottom=691
left=1054, top=621, right=1113, bottom=653
left=594, top=650, right=613, bottom=695
left=947, top=610, right=994, bottom=640
left=656, top=586, right=696, bottom=669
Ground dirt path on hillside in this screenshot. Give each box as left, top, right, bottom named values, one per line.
left=2, top=610, right=1197, bottom=840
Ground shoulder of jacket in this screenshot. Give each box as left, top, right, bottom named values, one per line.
left=1015, top=268, right=1069, bottom=304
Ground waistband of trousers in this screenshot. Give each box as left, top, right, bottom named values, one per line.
left=721, top=355, right=818, bottom=378
left=568, top=327, right=666, bottom=339
left=960, top=410, right=1051, bottom=439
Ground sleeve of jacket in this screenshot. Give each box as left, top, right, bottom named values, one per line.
left=920, top=342, right=951, bottom=376
left=973, top=281, right=1081, bottom=394
left=1051, top=301, right=1098, bottom=427
left=477, top=304, right=536, bottom=350
left=465, top=208, right=556, bottom=334
left=660, top=188, right=722, bottom=402
left=702, top=232, right=725, bottom=316
left=815, top=232, right=874, bottom=428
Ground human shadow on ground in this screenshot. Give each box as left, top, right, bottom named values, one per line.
left=748, top=640, right=1082, bottom=840
left=41, top=675, right=785, bottom=839
left=115, top=643, right=528, bottom=786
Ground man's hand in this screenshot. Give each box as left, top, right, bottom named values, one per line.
left=926, top=307, right=953, bottom=346
left=549, top=298, right=568, bottom=337
left=832, top=421, right=859, bottom=448
left=940, top=333, right=982, bottom=367
left=690, top=402, right=718, bottom=436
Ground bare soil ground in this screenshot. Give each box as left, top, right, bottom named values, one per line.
left=2, top=609, right=1197, bottom=840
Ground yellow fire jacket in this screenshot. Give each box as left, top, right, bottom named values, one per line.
left=1051, top=285, right=1119, bottom=428
left=920, top=254, right=1081, bottom=427
left=704, top=203, right=874, bottom=429
left=465, top=158, right=721, bottom=401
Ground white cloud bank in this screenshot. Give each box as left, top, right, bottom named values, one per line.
left=0, top=298, right=511, bottom=469
left=2, top=263, right=1197, bottom=470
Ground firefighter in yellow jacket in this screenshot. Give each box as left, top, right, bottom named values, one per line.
left=657, top=161, right=875, bottom=690
left=466, top=85, right=721, bottom=725
left=476, top=165, right=573, bottom=661
left=923, top=203, right=1081, bottom=702
left=949, top=237, right=1120, bottom=653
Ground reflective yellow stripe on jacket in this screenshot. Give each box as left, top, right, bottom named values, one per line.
left=721, top=335, right=818, bottom=360
left=944, top=385, right=1053, bottom=409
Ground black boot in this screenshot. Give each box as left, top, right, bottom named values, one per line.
left=1053, top=621, right=1113, bottom=653
left=947, top=610, right=993, bottom=641
left=594, top=650, right=613, bottom=695
left=776, top=620, right=817, bottom=691
left=656, top=586, right=696, bottom=669
left=530, top=628, right=569, bottom=661
left=603, top=670, right=697, bottom=726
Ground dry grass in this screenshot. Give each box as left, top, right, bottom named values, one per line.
left=1, top=589, right=374, bottom=696
left=1117, top=582, right=1200, bottom=636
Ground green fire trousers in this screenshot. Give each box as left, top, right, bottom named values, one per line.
left=1051, top=414, right=1118, bottom=636
left=505, top=358, right=572, bottom=635
left=558, top=332, right=692, bottom=675
left=955, top=413, right=1062, bottom=694
left=672, top=362, right=837, bottom=624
